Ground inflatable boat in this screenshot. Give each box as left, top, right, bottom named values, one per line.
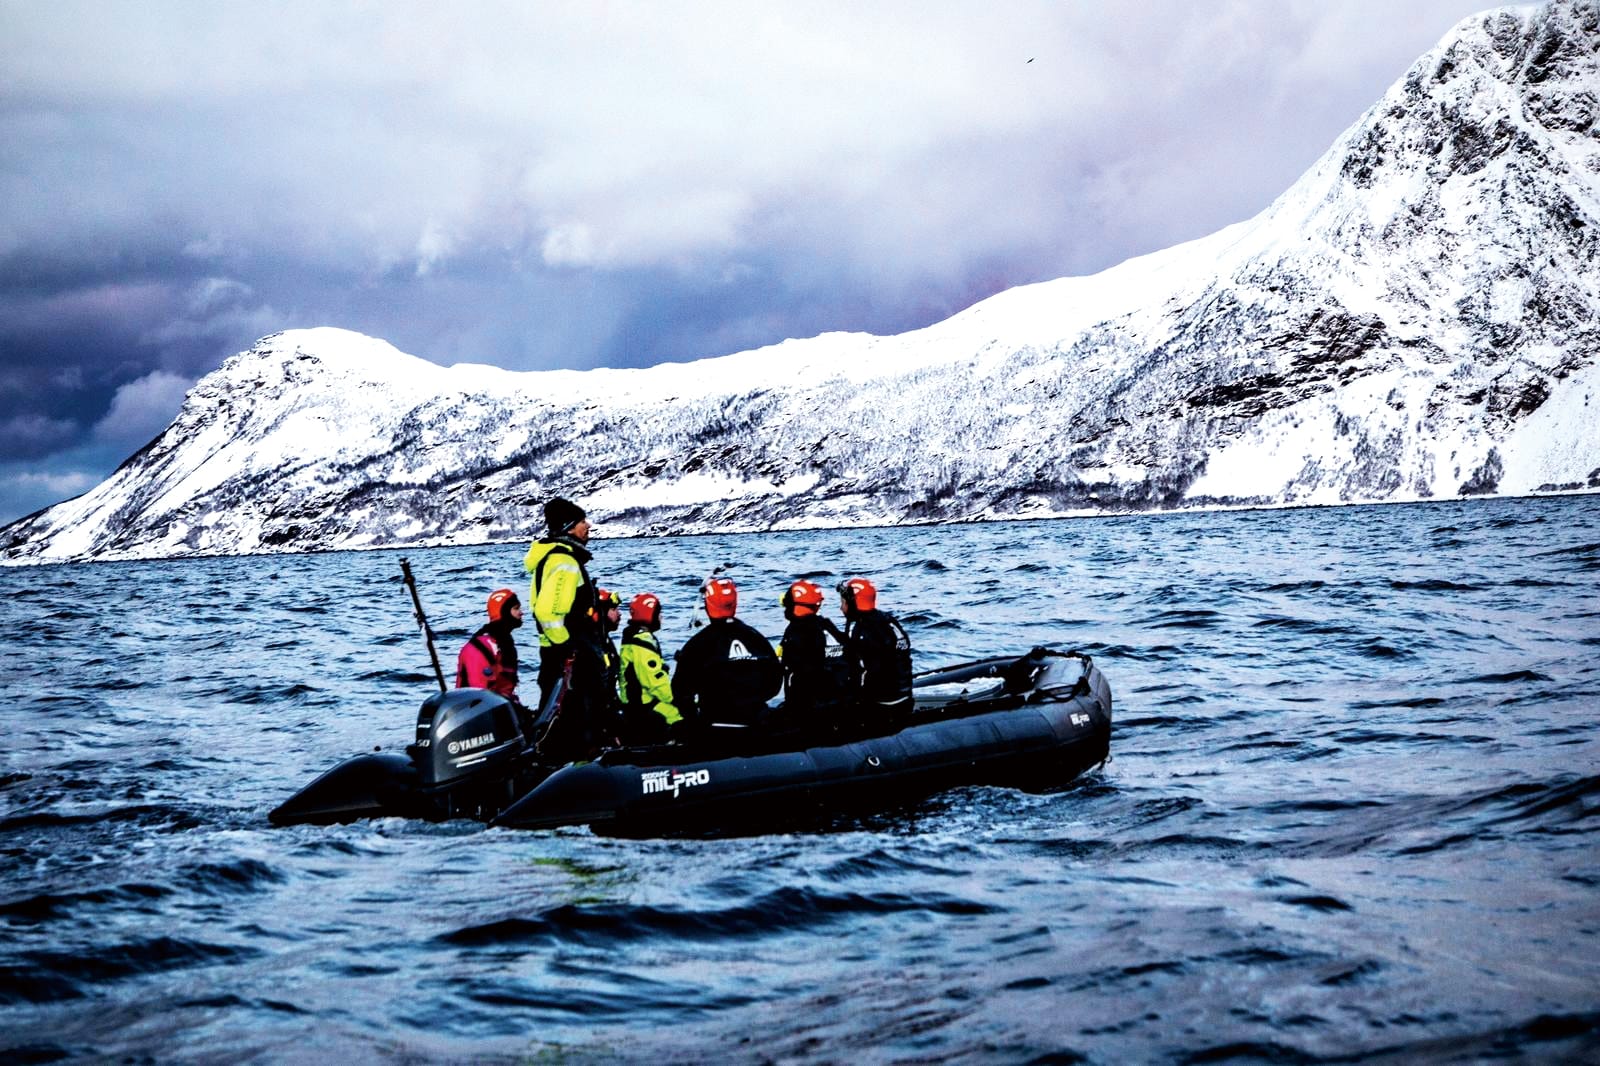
left=269, top=646, right=1112, bottom=835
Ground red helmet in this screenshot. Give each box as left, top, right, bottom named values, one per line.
left=486, top=588, right=521, bottom=623
left=630, top=592, right=662, bottom=628
left=782, top=579, right=824, bottom=619
left=701, top=577, right=738, bottom=620
left=837, top=577, right=877, bottom=613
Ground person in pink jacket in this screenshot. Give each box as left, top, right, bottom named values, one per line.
left=455, top=588, right=523, bottom=702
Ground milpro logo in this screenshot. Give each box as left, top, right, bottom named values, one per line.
left=1070, top=713, right=1091, bottom=728
left=641, top=768, right=711, bottom=798
left=447, top=733, right=495, bottom=756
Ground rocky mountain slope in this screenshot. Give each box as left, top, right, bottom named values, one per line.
left=4, top=0, right=1597, bottom=563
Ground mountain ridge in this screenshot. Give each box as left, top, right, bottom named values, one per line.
left=4, top=0, right=1598, bottom=564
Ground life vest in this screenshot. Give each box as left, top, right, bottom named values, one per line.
left=845, top=610, right=913, bottom=707
left=781, top=614, right=852, bottom=714
left=455, top=628, right=518, bottom=699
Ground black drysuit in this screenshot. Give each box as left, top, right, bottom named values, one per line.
left=672, top=618, right=782, bottom=731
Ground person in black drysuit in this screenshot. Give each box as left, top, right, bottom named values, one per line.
left=592, top=586, right=625, bottom=743
left=671, top=577, right=781, bottom=743
left=837, top=576, right=914, bottom=732
left=776, top=578, right=851, bottom=738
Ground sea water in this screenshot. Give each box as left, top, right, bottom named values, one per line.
left=1, top=495, right=1597, bottom=1062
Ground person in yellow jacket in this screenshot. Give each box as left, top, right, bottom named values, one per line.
left=523, top=497, right=606, bottom=761
left=617, top=593, right=683, bottom=744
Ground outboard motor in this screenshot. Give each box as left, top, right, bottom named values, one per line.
left=409, top=688, right=531, bottom=817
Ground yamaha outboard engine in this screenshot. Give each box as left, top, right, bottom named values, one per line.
left=409, top=689, right=532, bottom=818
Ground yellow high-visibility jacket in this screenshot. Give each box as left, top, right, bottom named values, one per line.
left=523, top=538, right=593, bottom=649
left=619, top=625, right=682, bottom=724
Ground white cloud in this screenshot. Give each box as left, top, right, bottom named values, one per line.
left=0, top=413, right=79, bottom=456
left=140, top=277, right=282, bottom=351
left=1, top=468, right=98, bottom=498
left=0, top=1, right=1494, bottom=284
left=92, top=371, right=194, bottom=446
left=188, top=276, right=253, bottom=313
left=0, top=462, right=105, bottom=523
left=0, top=0, right=1501, bottom=389
left=541, top=222, right=600, bottom=269
left=414, top=220, right=455, bottom=277
left=182, top=234, right=231, bottom=260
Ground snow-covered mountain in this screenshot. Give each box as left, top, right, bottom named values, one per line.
left=4, top=1, right=1598, bottom=564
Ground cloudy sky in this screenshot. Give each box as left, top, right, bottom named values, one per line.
left=1, top=0, right=1496, bottom=526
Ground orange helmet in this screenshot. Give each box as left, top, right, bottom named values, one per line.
left=486, top=588, right=521, bottom=623
left=782, top=579, right=825, bottom=619
left=701, top=577, right=738, bottom=620
left=630, top=592, right=662, bottom=628
left=837, top=577, right=877, bottom=613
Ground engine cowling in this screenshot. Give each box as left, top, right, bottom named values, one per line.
left=409, top=688, right=526, bottom=790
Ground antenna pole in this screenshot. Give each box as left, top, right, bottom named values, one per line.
left=400, top=558, right=448, bottom=694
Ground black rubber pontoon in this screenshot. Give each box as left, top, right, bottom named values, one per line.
left=269, top=648, right=1111, bottom=834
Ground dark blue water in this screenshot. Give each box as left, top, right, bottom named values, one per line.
left=3, top=495, right=1598, bottom=1063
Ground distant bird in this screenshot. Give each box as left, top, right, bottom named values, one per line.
left=1027, top=57, right=1034, bottom=63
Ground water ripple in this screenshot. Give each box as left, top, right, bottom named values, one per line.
left=1, top=494, right=1597, bottom=1060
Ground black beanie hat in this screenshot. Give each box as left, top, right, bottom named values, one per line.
left=544, top=497, right=586, bottom=534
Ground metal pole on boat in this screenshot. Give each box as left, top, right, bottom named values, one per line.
left=400, top=558, right=448, bottom=694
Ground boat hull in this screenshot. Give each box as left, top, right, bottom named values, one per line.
left=270, top=649, right=1112, bottom=834
left=494, top=654, right=1112, bottom=835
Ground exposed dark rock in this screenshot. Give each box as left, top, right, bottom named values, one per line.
left=1459, top=449, right=1505, bottom=496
